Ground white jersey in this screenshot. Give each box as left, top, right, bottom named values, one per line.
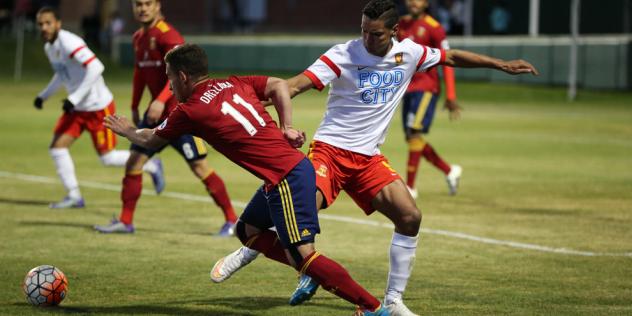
left=305, top=38, right=444, bottom=156
left=39, top=29, right=112, bottom=112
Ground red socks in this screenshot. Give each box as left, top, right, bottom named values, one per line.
left=244, top=230, right=291, bottom=266
left=406, top=150, right=423, bottom=188
left=203, top=172, right=237, bottom=223
left=300, top=252, right=381, bottom=312
left=120, top=173, right=142, bottom=225
left=422, top=143, right=451, bottom=175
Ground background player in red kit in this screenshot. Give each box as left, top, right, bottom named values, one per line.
left=104, top=43, right=389, bottom=316
left=94, top=0, right=237, bottom=236
left=398, top=0, right=462, bottom=198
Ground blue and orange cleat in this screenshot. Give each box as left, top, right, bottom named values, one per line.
left=49, top=196, right=85, bottom=209
left=94, top=217, right=135, bottom=234
left=289, top=274, right=319, bottom=306
left=149, top=158, right=165, bottom=194
left=355, top=305, right=390, bottom=316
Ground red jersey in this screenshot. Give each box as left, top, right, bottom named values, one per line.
left=131, top=20, right=184, bottom=116
left=397, top=14, right=447, bottom=93
left=154, top=76, right=305, bottom=186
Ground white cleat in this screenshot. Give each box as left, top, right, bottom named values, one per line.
left=446, top=164, right=462, bottom=196
left=406, top=185, right=418, bottom=200
left=385, top=298, right=420, bottom=316
left=210, top=247, right=259, bottom=283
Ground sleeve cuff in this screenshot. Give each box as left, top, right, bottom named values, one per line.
left=303, top=70, right=325, bottom=91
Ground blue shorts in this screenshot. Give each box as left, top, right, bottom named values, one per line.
left=401, top=91, right=440, bottom=135
left=239, top=158, right=320, bottom=248
left=130, top=115, right=208, bottom=162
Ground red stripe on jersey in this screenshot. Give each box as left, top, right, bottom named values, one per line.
left=82, top=56, right=96, bottom=67
left=416, top=46, right=427, bottom=71
left=439, top=49, right=446, bottom=64
left=69, top=46, right=86, bottom=58
left=319, top=55, right=341, bottom=78
left=303, top=70, right=325, bottom=91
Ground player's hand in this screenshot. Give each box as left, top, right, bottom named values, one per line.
left=131, top=108, right=141, bottom=126
left=33, top=97, right=43, bottom=110
left=444, top=99, right=462, bottom=121
left=104, top=114, right=134, bottom=137
left=499, top=60, right=539, bottom=76
left=62, top=99, right=75, bottom=113
left=283, top=127, right=306, bottom=148
left=146, top=100, right=165, bottom=125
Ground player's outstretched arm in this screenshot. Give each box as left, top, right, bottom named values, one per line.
left=287, top=73, right=315, bottom=98
left=264, top=77, right=306, bottom=148
left=444, top=49, right=539, bottom=76
left=104, top=114, right=168, bottom=149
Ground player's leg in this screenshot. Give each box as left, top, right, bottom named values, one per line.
left=372, top=180, right=421, bottom=316
left=416, top=93, right=462, bottom=195
left=175, top=135, right=237, bottom=236
left=402, top=92, right=425, bottom=199
left=49, top=112, right=84, bottom=209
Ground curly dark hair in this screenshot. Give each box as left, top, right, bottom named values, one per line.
left=362, top=0, right=399, bottom=28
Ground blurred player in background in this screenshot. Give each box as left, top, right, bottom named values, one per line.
left=398, top=0, right=462, bottom=198
left=210, top=0, right=538, bottom=315
left=94, top=0, right=237, bottom=236
left=34, top=7, right=163, bottom=209
left=105, top=43, right=389, bottom=316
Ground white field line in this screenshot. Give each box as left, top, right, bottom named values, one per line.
left=2, top=170, right=631, bottom=258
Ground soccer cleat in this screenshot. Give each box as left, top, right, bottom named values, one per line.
left=355, top=305, right=391, bottom=316
left=406, top=185, right=418, bottom=200
left=210, top=247, right=259, bottom=283
left=49, top=196, right=85, bottom=209
left=289, top=274, right=319, bottom=306
left=149, top=158, right=165, bottom=194
left=217, top=221, right=236, bottom=237
left=446, top=164, right=462, bottom=196
left=384, top=298, right=418, bottom=316
left=94, top=217, right=135, bottom=234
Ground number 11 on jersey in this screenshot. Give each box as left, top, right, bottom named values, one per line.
left=221, top=93, right=266, bottom=136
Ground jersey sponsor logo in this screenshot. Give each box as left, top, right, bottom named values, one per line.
left=199, top=81, right=234, bottom=104
left=357, top=70, right=404, bottom=104
left=138, top=60, right=162, bottom=68
left=149, top=37, right=156, bottom=50
left=417, top=26, right=427, bottom=38
left=395, top=52, right=404, bottom=65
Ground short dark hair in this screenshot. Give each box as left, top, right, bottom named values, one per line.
left=362, top=0, right=399, bottom=28
left=37, top=6, right=60, bottom=20
left=164, top=44, right=208, bottom=79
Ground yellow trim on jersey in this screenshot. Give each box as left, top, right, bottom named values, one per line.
left=407, top=137, right=427, bottom=152
left=307, top=141, right=316, bottom=161
left=279, top=180, right=300, bottom=243
left=193, top=137, right=208, bottom=155
left=156, top=20, right=170, bottom=33
left=424, top=15, right=440, bottom=28
left=299, top=251, right=321, bottom=274
left=412, top=92, right=433, bottom=130
left=127, top=170, right=143, bottom=176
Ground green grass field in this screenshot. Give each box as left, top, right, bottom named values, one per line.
left=1, top=42, right=632, bottom=315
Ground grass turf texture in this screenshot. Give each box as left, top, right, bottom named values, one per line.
left=1, top=38, right=631, bottom=315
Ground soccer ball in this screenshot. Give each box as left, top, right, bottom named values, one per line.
left=22, top=265, right=68, bottom=307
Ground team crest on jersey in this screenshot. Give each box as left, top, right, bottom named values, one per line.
left=316, top=164, right=328, bottom=178
left=149, top=37, right=156, bottom=50
left=417, top=26, right=427, bottom=38
left=395, top=52, right=404, bottom=65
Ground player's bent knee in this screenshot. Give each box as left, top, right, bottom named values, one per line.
left=235, top=220, right=249, bottom=244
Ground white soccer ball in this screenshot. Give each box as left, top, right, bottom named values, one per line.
left=22, top=265, right=68, bottom=306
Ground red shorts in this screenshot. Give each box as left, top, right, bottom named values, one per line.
left=54, top=102, right=117, bottom=154
left=308, top=140, right=401, bottom=215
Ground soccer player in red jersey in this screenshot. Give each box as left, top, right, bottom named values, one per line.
left=94, top=0, right=237, bottom=236
left=398, top=0, right=462, bottom=198
left=104, top=44, right=390, bottom=316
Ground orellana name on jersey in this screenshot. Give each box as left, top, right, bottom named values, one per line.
left=200, top=81, right=234, bottom=104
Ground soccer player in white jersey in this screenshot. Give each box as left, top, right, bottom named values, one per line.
left=34, top=7, right=163, bottom=209
left=210, top=1, right=538, bottom=315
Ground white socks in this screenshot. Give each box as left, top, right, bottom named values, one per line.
left=99, top=150, right=130, bottom=167
left=384, top=232, right=419, bottom=304
left=49, top=148, right=81, bottom=199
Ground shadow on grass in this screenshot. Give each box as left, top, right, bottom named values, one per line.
left=11, top=296, right=348, bottom=315
left=19, top=220, right=96, bottom=231
left=0, top=197, right=50, bottom=206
